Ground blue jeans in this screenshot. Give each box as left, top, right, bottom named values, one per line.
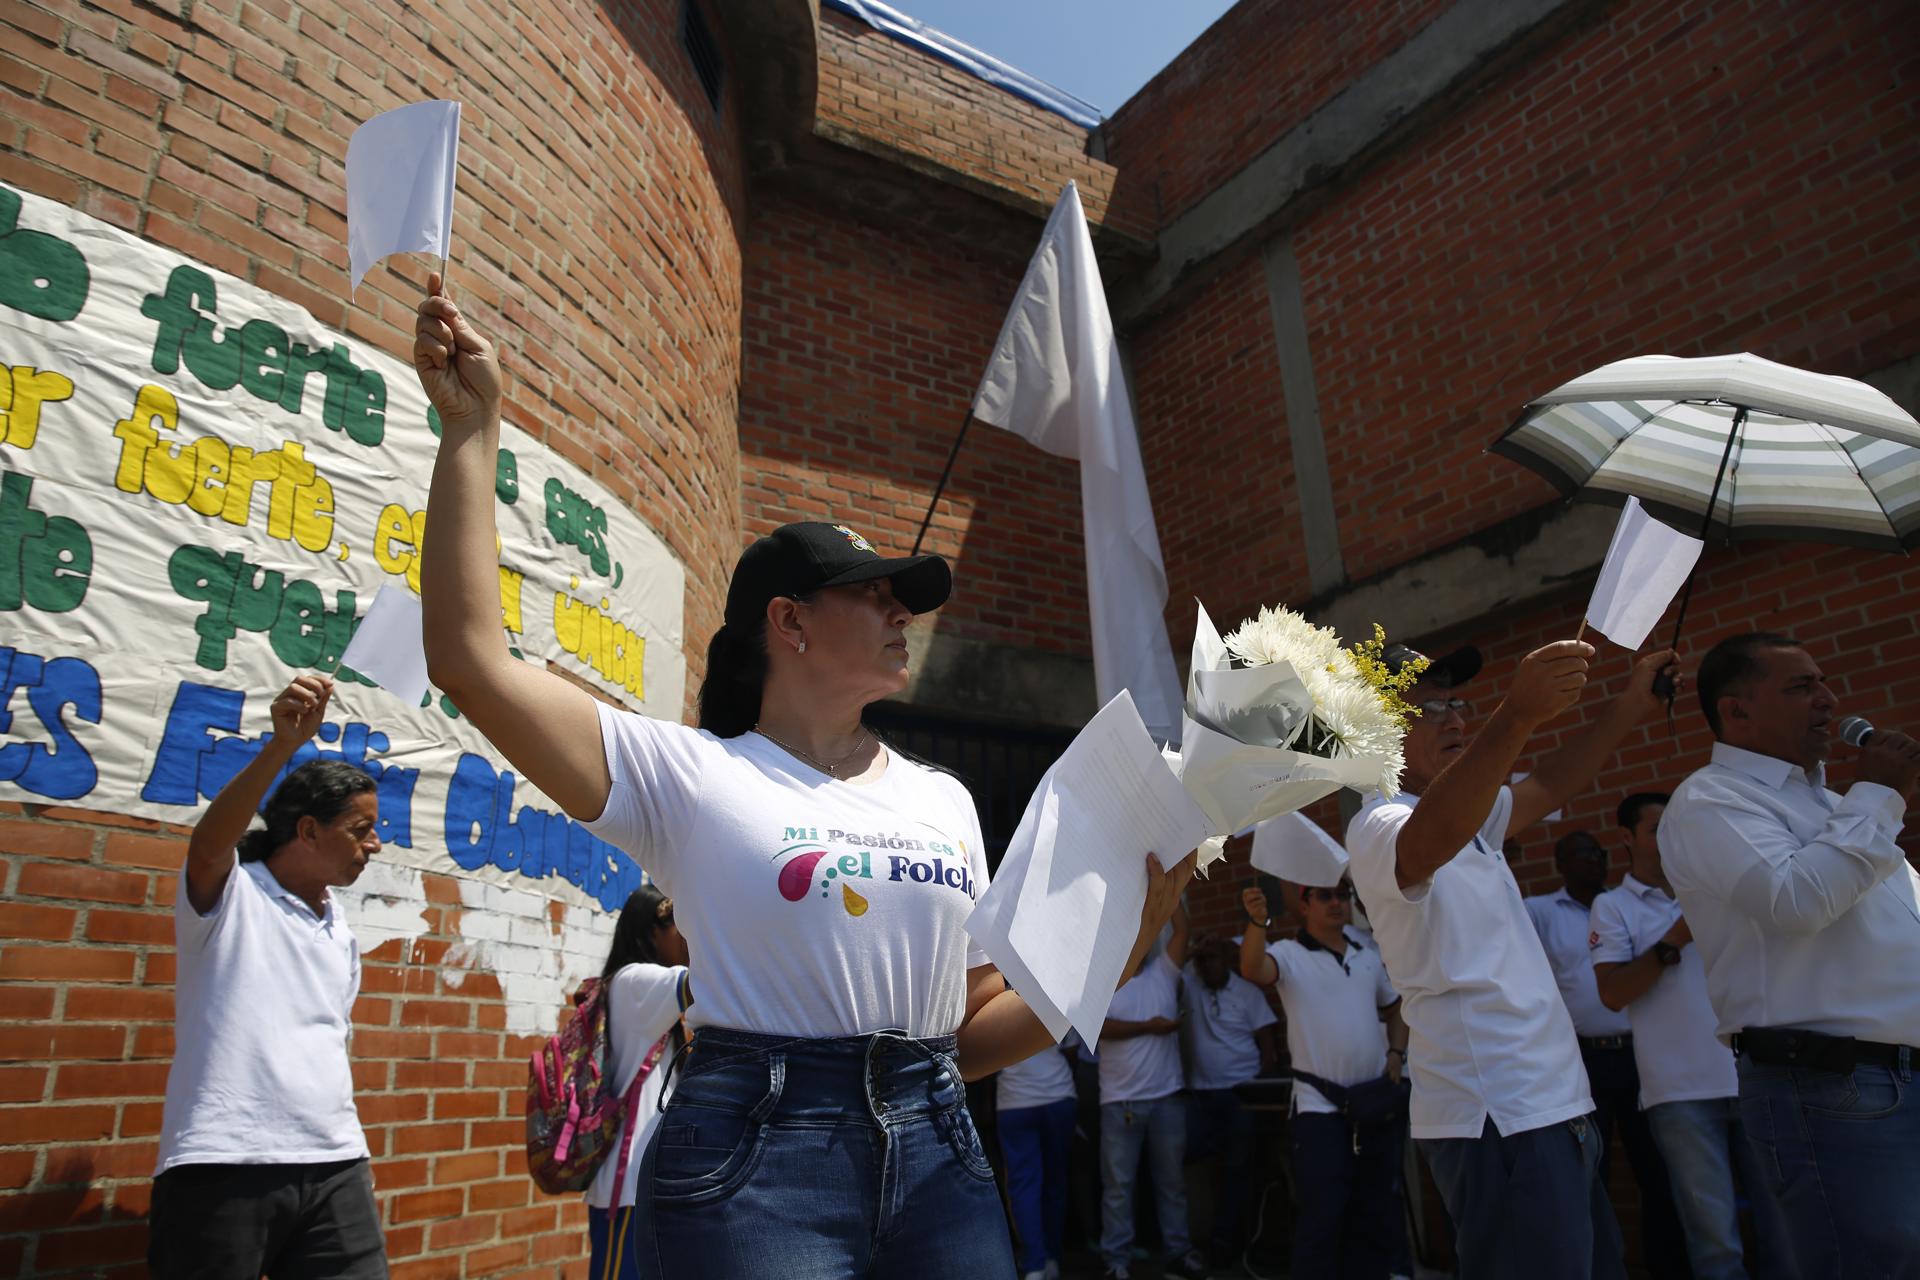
left=641, top=1028, right=1014, bottom=1279
left=999, top=1097, right=1075, bottom=1273
left=1099, top=1093, right=1192, bottom=1268
left=1738, top=1050, right=1920, bottom=1279
left=1646, top=1096, right=1795, bottom=1280
left=1289, top=1110, right=1405, bottom=1280
left=1419, top=1114, right=1625, bottom=1280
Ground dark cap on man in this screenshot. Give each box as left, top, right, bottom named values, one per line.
left=724, top=522, right=952, bottom=629
left=1383, top=642, right=1483, bottom=689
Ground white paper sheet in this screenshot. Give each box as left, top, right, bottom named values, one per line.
left=1585, top=496, right=1703, bottom=650
left=346, top=100, right=461, bottom=290
left=966, top=690, right=1212, bottom=1046
left=1249, top=811, right=1350, bottom=887
left=338, top=585, right=430, bottom=705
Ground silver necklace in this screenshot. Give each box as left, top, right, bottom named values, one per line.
left=754, top=723, right=872, bottom=776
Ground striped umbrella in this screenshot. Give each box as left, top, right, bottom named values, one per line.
left=1492, top=353, right=1920, bottom=553
left=1492, top=353, right=1920, bottom=682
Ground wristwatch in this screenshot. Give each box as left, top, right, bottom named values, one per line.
left=1652, top=941, right=1682, bottom=967
left=1248, top=915, right=1272, bottom=930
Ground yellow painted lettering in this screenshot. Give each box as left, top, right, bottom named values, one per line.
left=219, top=445, right=282, bottom=529
left=186, top=436, right=230, bottom=517
left=0, top=366, right=75, bottom=450
left=293, top=474, right=335, bottom=553
left=112, top=385, right=175, bottom=495
left=497, top=565, right=523, bottom=633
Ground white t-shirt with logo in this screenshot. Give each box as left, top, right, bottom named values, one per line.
left=587, top=706, right=990, bottom=1039
left=157, top=858, right=369, bottom=1173
left=1346, top=786, right=1592, bottom=1140
left=1264, top=930, right=1398, bottom=1114
left=1182, top=965, right=1278, bottom=1090
left=1588, top=877, right=1737, bottom=1109
left=1099, top=953, right=1185, bottom=1104
left=996, top=1044, right=1077, bottom=1112
left=588, top=961, right=690, bottom=1208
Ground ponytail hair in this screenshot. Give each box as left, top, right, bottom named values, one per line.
left=602, top=885, right=688, bottom=1057
left=697, top=620, right=768, bottom=738
left=237, top=759, right=378, bottom=862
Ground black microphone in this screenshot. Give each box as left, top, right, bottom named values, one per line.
left=1836, top=716, right=1876, bottom=747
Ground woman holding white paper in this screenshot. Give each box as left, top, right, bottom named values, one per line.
left=410, top=278, right=1195, bottom=1279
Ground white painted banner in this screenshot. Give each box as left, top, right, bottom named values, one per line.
left=0, top=181, right=686, bottom=950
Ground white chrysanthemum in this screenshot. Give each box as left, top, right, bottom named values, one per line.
left=1223, top=605, right=1342, bottom=673
left=1301, top=672, right=1408, bottom=796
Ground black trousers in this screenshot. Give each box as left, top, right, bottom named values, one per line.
left=148, top=1158, right=388, bottom=1280
left=1583, top=1042, right=1692, bottom=1280
left=1289, top=1110, right=1405, bottom=1280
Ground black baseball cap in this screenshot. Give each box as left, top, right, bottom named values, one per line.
left=723, top=522, right=952, bottom=629
left=1382, top=642, right=1483, bottom=689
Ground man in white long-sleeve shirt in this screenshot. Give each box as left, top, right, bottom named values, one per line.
left=1660, top=632, right=1920, bottom=1279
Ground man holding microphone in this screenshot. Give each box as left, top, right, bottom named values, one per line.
left=1660, top=632, right=1920, bottom=1278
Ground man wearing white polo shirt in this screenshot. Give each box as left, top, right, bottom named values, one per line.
left=149, top=675, right=386, bottom=1280
left=1098, top=902, right=1208, bottom=1280
left=1346, top=639, right=1675, bottom=1280
left=1239, top=879, right=1406, bottom=1280
left=1181, top=937, right=1278, bottom=1266
left=1591, top=790, right=1793, bottom=1280
left=1659, top=633, right=1920, bottom=1278
left=1526, top=830, right=1687, bottom=1280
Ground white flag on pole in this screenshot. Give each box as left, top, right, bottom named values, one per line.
left=339, top=585, right=431, bottom=705
left=972, top=182, right=1184, bottom=743
left=1585, top=496, right=1704, bottom=650
left=346, top=101, right=461, bottom=290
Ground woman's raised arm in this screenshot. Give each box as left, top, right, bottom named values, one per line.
left=414, top=275, right=611, bottom=821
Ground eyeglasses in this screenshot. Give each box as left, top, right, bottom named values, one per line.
left=1306, top=885, right=1355, bottom=902
left=1416, top=697, right=1471, bottom=718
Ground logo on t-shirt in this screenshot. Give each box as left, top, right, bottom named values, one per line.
left=772, top=824, right=976, bottom=916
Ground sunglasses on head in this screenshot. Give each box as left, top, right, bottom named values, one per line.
left=1306, top=885, right=1354, bottom=902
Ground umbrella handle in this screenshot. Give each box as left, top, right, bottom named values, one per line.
left=1654, top=405, right=1748, bottom=716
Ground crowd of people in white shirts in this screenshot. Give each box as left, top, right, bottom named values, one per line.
left=140, top=283, right=1920, bottom=1280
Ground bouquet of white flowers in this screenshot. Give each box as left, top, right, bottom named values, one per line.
left=1170, top=602, right=1425, bottom=870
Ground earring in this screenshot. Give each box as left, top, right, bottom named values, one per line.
left=797, top=640, right=807, bottom=654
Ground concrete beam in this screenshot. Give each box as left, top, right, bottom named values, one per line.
left=1111, top=0, right=1607, bottom=326
left=898, top=615, right=1097, bottom=730
left=1262, top=236, right=1345, bottom=593
left=1305, top=500, right=1616, bottom=645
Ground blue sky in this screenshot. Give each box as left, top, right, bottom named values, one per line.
left=882, top=1, right=1240, bottom=118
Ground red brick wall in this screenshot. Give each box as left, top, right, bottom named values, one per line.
left=0, top=0, right=748, bottom=1273
left=738, top=187, right=1094, bottom=655
left=1100, top=0, right=1455, bottom=229
left=1130, top=260, right=1309, bottom=651
left=815, top=9, right=1148, bottom=240
left=1300, top=0, right=1920, bottom=583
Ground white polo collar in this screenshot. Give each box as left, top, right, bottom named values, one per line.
left=244, top=859, right=332, bottom=922
left=1709, top=741, right=1824, bottom=790
left=1619, top=873, right=1670, bottom=901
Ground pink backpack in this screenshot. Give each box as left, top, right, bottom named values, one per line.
left=525, top=977, right=666, bottom=1195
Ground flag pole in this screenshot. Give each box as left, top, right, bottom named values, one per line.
left=910, top=408, right=976, bottom=557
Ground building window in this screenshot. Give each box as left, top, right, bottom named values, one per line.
left=683, top=0, right=724, bottom=113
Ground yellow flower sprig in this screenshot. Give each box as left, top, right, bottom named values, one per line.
left=1345, top=624, right=1428, bottom=730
